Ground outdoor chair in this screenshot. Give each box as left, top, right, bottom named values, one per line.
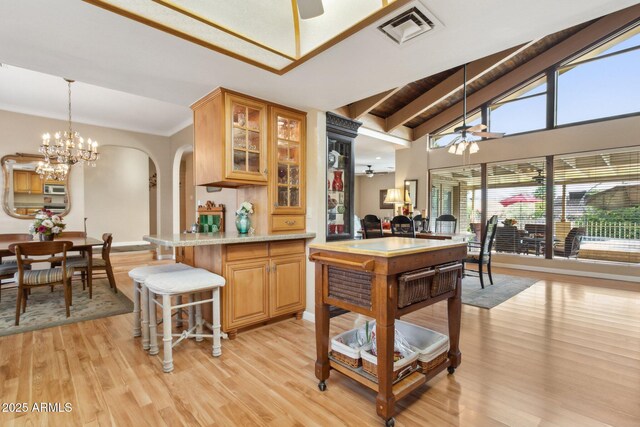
left=554, top=227, right=586, bottom=258
left=390, top=215, right=415, bottom=238
left=362, top=215, right=384, bottom=239
left=464, top=215, right=498, bottom=289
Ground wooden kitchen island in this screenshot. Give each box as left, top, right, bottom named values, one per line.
left=308, top=237, right=467, bottom=426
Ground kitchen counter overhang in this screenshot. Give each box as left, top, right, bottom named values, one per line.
left=144, top=231, right=316, bottom=247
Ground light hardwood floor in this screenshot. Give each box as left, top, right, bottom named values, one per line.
left=0, top=252, right=638, bottom=426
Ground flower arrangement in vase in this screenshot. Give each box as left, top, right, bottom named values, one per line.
left=29, top=209, right=66, bottom=241
left=502, top=218, right=517, bottom=226
left=235, top=201, right=254, bottom=234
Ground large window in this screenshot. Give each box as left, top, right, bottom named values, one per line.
left=554, top=149, right=640, bottom=263
left=489, top=77, right=547, bottom=135
left=557, top=27, right=640, bottom=125
left=429, top=166, right=481, bottom=236
left=430, top=111, right=481, bottom=149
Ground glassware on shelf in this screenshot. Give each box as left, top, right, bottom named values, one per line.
left=278, top=186, right=288, bottom=206
left=247, top=152, right=260, bottom=172
left=289, top=166, right=299, bottom=185
left=247, top=108, right=260, bottom=130
left=233, top=128, right=246, bottom=149
left=278, top=164, right=288, bottom=184
left=248, top=130, right=259, bottom=151
left=290, top=188, right=299, bottom=207
left=233, top=150, right=246, bottom=171
left=233, top=105, right=246, bottom=127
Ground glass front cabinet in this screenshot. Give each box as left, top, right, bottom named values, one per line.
left=326, top=112, right=361, bottom=241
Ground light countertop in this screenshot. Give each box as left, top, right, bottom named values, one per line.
left=144, top=231, right=316, bottom=247
left=308, top=237, right=467, bottom=257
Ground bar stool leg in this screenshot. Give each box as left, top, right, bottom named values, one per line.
left=212, top=288, right=221, bottom=357
left=133, top=281, right=141, bottom=338
left=148, top=289, right=159, bottom=355
left=176, top=295, right=184, bottom=327
left=162, top=294, right=174, bottom=373
left=188, top=294, right=195, bottom=333
left=195, top=295, right=203, bottom=342
left=141, top=283, right=150, bottom=350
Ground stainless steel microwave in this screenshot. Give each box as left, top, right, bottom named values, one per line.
left=44, top=184, right=65, bottom=195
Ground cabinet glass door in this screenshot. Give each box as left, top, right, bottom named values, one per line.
left=327, top=136, right=353, bottom=241
left=276, top=114, right=301, bottom=208
left=227, top=95, right=267, bottom=182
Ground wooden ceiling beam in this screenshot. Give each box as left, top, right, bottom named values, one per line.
left=412, top=3, right=640, bottom=141
left=384, top=44, right=533, bottom=133
left=347, top=88, right=402, bottom=120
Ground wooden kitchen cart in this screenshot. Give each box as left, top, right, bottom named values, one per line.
left=308, top=237, right=467, bottom=426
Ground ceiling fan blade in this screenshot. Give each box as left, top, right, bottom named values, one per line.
left=472, top=131, right=505, bottom=138
left=467, top=124, right=487, bottom=132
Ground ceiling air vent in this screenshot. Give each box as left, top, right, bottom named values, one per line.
left=378, top=7, right=435, bottom=45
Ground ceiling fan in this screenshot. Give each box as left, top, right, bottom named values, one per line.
left=363, top=165, right=389, bottom=178
left=447, top=63, right=505, bottom=155
left=532, top=169, right=545, bottom=185
left=297, top=0, right=324, bottom=19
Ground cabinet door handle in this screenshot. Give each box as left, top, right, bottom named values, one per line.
left=263, top=168, right=268, bottom=174
left=285, top=220, right=296, bottom=226
left=266, top=265, right=270, bottom=273
left=273, top=203, right=279, bottom=208
left=272, top=264, right=277, bottom=272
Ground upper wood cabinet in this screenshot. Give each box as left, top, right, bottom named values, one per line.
left=13, top=171, right=43, bottom=194
left=192, top=88, right=268, bottom=187
left=269, top=107, right=306, bottom=216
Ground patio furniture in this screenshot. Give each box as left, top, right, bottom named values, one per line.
left=524, top=224, right=545, bottom=236
left=9, top=240, right=74, bottom=325
left=554, top=227, right=586, bottom=258
left=464, top=215, right=498, bottom=289
left=435, top=214, right=457, bottom=233
left=494, top=225, right=523, bottom=253
left=362, top=215, right=384, bottom=239
left=390, top=215, right=415, bottom=237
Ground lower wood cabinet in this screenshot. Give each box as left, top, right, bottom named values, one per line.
left=222, top=240, right=305, bottom=338
left=182, top=239, right=306, bottom=339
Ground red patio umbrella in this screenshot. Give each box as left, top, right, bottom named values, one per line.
left=500, top=193, right=542, bottom=207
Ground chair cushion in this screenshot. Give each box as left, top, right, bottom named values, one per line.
left=128, top=262, right=192, bottom=282
left=66, top=258, right=107, bottom=268
left=15, top=267, right=74, bottom=285
left=145, top=268, right=225, bottom=295
left=0, top=260, right=31, bottom=275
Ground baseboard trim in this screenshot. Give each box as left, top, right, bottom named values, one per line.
left=112, top=240, right=151, bottom=247
left=491, top=262, right=640, bottom=283
left=302, top=311, right=315, bottom=323
left=155, top=254, right=175, bottom=261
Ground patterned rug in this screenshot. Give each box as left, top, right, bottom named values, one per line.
left=0, top=279, right=133, bottom=336
left=462, top=272, right=539, bottom=309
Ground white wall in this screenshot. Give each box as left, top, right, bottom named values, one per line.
left=355, top=173, right=397, bottom=220
left=0, top=109, right=174, bottom=243
left=84, top=146, right=149, bottom=242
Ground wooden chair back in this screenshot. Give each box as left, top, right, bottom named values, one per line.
left=58, top=231, right=87, bottom=238
left=478, top=216, right=499, bottom=264
left=390, top=215, right=415, bottom=238
left=435, top=214, right=457, bottom=233
left=9, top=241, right=73, bottom=278
left=362, top=215, right=384, bottom=239
left=0, top=233, right=34, bottom=242
left=101, top=233, right=113, bottom=261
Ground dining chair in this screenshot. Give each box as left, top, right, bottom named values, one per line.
left=9, top=240, right=74, bottom=325
left=412, top=214, right=423, bottom=233
left=435, top=214, right=457, bottom=234
left=390, top=215, right=416, bottom=238
left=464, top=215, right=498, bottom=289
left=0, top=233, right=34, bottom=301
left=67, top=233, right=117, bottom=297
left=362, top=215, right=384, bottom=239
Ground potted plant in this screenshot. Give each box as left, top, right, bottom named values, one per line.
left=235, top=201, right=254, bottom=234
left=29, top=209, right=66, bottom=241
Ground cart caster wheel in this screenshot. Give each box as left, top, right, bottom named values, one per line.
left=447, top=366, right=456, bottom=374
left=385, top=418, right=395, bottom=427
left=318, top=381, right=327, bottom=392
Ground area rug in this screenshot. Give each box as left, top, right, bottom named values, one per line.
left=0, top=280, right=133, bottom=337
left=461, top=273, right=539, bottom=309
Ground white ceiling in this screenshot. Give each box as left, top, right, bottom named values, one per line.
left=0, top=0, right=637, bottom=137
left=354, top=134, right=402, bottom=173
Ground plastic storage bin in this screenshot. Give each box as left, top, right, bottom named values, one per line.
left=330, top=328, right=372, bottom=368
left=360, top=346, right=418, bottom=382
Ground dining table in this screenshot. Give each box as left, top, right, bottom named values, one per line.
left=0, top=236, right=103, bottom=297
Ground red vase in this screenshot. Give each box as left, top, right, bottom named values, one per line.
left=332, top=171, right=344, bottom=191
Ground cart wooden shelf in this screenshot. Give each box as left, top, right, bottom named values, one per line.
left=309, top=237, right=467, bottom=426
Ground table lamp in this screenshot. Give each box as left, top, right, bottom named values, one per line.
left=384, top=188, right=405, bottom=216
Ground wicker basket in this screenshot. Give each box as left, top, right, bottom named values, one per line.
left=361, top=348, right=418, bottom=382
left=330, top=328, right=372, bottom=368
left=328, top=266, right=372, bottom=309
left=397, top=268, right=435, bottom=308
left=419, top=351, right=448, bottom=372
left=431, top=263, right=462, bottom=297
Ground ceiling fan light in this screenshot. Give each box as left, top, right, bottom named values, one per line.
left=366, top=171, right=374, bottom=178
left=469, top=141, right=480, bottom=154
left=448, top=144, right=457, bottom=154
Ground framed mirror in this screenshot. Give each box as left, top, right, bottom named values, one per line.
left=2, top=153, right=71, bottom=219
left=404, top=179, right=418, bottom=210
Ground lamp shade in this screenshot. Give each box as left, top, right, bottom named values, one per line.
left=384, top=188, right=405, bottom=204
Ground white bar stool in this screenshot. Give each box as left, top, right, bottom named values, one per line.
left=128, top=262, right=193, bottom=350
left=145, top=268, right=225, bottom=373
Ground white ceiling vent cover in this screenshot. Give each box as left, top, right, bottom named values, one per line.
left=378, top=7, right=435, bottom=45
